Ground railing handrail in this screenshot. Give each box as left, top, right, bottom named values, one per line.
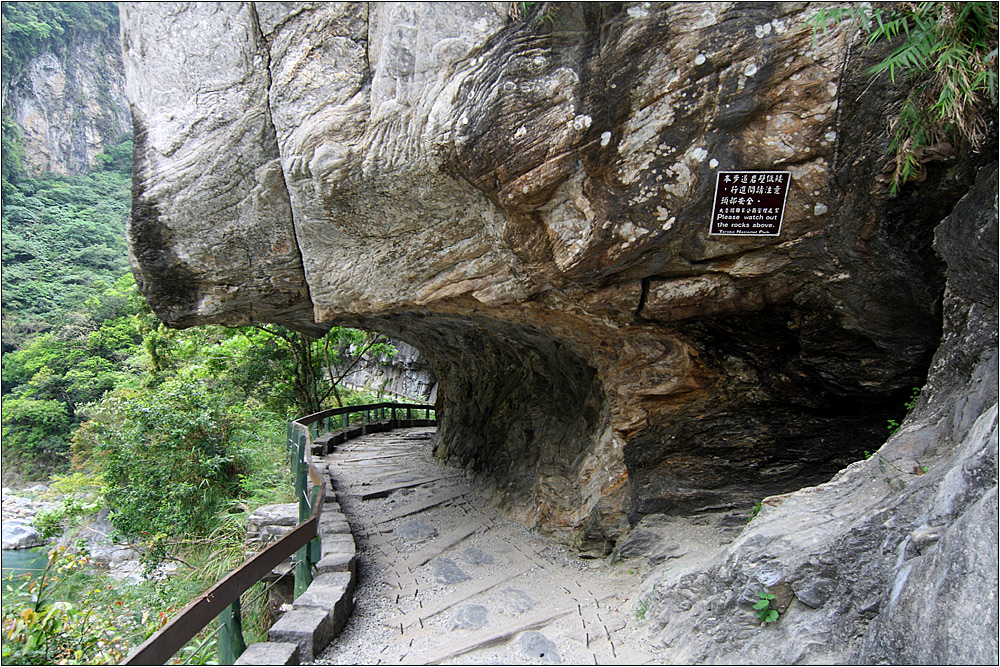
left=121, top=477, right=325, bottom=665
left=120, top=400, right=436, bottom=665
left=293, top=401, right=435, bottom=426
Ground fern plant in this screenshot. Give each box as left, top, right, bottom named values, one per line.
left=812, top=3, right=998, bottom=194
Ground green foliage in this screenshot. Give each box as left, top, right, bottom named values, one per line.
left=635, top=593, right=653, bottom=620
left=2, top=117, right=26, bottom=187
left=93, top=140, right=132, bottom=174
left=753, top=591, right=779, bottom=624
left=1, top=2, right=119, bottom=86
left=0, top=396, right=70, bottom=463
left=510, top=1, right=556, bottom=29
left=1, top=170, right=132, bottom=345
left=887, top=387, right=922, bottom=433
left=85, top=377, right=255, bottom=547
left=2, top=274, right=152, bottom=477
left=0, top=541, right=254, bottom=665
left=747, top=500, right=762, bottom=523
left=236, top=426, right=297, bottom=510
left=226, top=325, right=396, bottom=416
left=1, top=547, right=128, bottom=665
left=32, top=473, right=104, bottom=539
left=811, top=3, right=998, bottom=194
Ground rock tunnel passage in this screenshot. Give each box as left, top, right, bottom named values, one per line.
left=348, top=306, right=928, bottom=557
left=346, top=312, right=622, bottom=553
left=312, top=426, right=742, bottom=665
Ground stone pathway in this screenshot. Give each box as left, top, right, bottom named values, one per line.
left=312, top=427, right=668, bottom=666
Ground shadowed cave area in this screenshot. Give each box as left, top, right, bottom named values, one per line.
left=349, top=312, right=616, bottom=546
left=348, top=299, right=938, bottom=554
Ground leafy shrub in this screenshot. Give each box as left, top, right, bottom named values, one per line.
left=32, top=473, right=104, bottom=539
left=1, top=396, right=71, bottom=469
left=811, top=2, right=998, bottom=193
left=87, top=377, right=254, bottom=550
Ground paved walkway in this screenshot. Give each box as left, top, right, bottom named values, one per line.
left=312, top=427, right=664, bottom=665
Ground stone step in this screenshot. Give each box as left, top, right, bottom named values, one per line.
left=234, top=642, right=299, bottom=665
left=292, top=571, right=355, bottom=635
left=268, top=607, right=332, bottom=663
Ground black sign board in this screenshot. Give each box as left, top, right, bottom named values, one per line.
left=709, top=171, right=791, bottom=236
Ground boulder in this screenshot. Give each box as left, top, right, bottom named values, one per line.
left=120, top=2, right=993, bottom=555
left=71, top=508, right=136, bottom=566
left=1, top=519, right=45, bottom=550
left=247, top=503, right=300, bottom=545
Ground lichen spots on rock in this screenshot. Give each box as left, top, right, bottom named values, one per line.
left=122, top=2, right=987, bottom=561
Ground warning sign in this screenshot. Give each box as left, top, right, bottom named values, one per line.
left=709, top=171, right=791, bottom=236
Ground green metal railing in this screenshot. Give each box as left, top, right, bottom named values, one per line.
left=121, top=401, right=435, bottom=665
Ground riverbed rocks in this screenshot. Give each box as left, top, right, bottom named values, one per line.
left=121, top=0, right=994, bottom=564
left=69, top=508, right=139, bottom=569
left=1, top=519, right=45, bottom=550
left=1, top=486, right=53, bottom=549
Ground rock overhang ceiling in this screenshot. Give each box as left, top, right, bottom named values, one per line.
left=121, top=2, right=988, bottom=552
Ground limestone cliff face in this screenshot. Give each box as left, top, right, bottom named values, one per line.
left=121, top=1, right=990, bottom=559
left=2, top=29, right=130, bottom=175
left=336, top=339, right=438, bottom=402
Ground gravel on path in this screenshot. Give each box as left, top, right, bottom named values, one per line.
left=311, top=428, right=740, bottom=665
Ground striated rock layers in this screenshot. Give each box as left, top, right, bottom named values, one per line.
left=122, top=2, right=993, bottom=554
left=2, top=26, right=130, bottom=175
left=336, top=339, right=438, bottom=401
left=645, top=162, right=998, bottom=665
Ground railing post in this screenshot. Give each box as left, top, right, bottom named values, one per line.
left=289, top=427, right=300, bottom=493
left=307, top=483, right=322, bottom=565
left=217, top=599, right=246, bottom=665
left=343, top=412, right=349, bottom=430
left=293, top=431, right=306, bottom=505
left=294, top=545, right=311, bottom=597
left=294, top=427, right=312, bottom=597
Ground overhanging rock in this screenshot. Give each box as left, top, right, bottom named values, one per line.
left=121, top=2, right=992, bottom=550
